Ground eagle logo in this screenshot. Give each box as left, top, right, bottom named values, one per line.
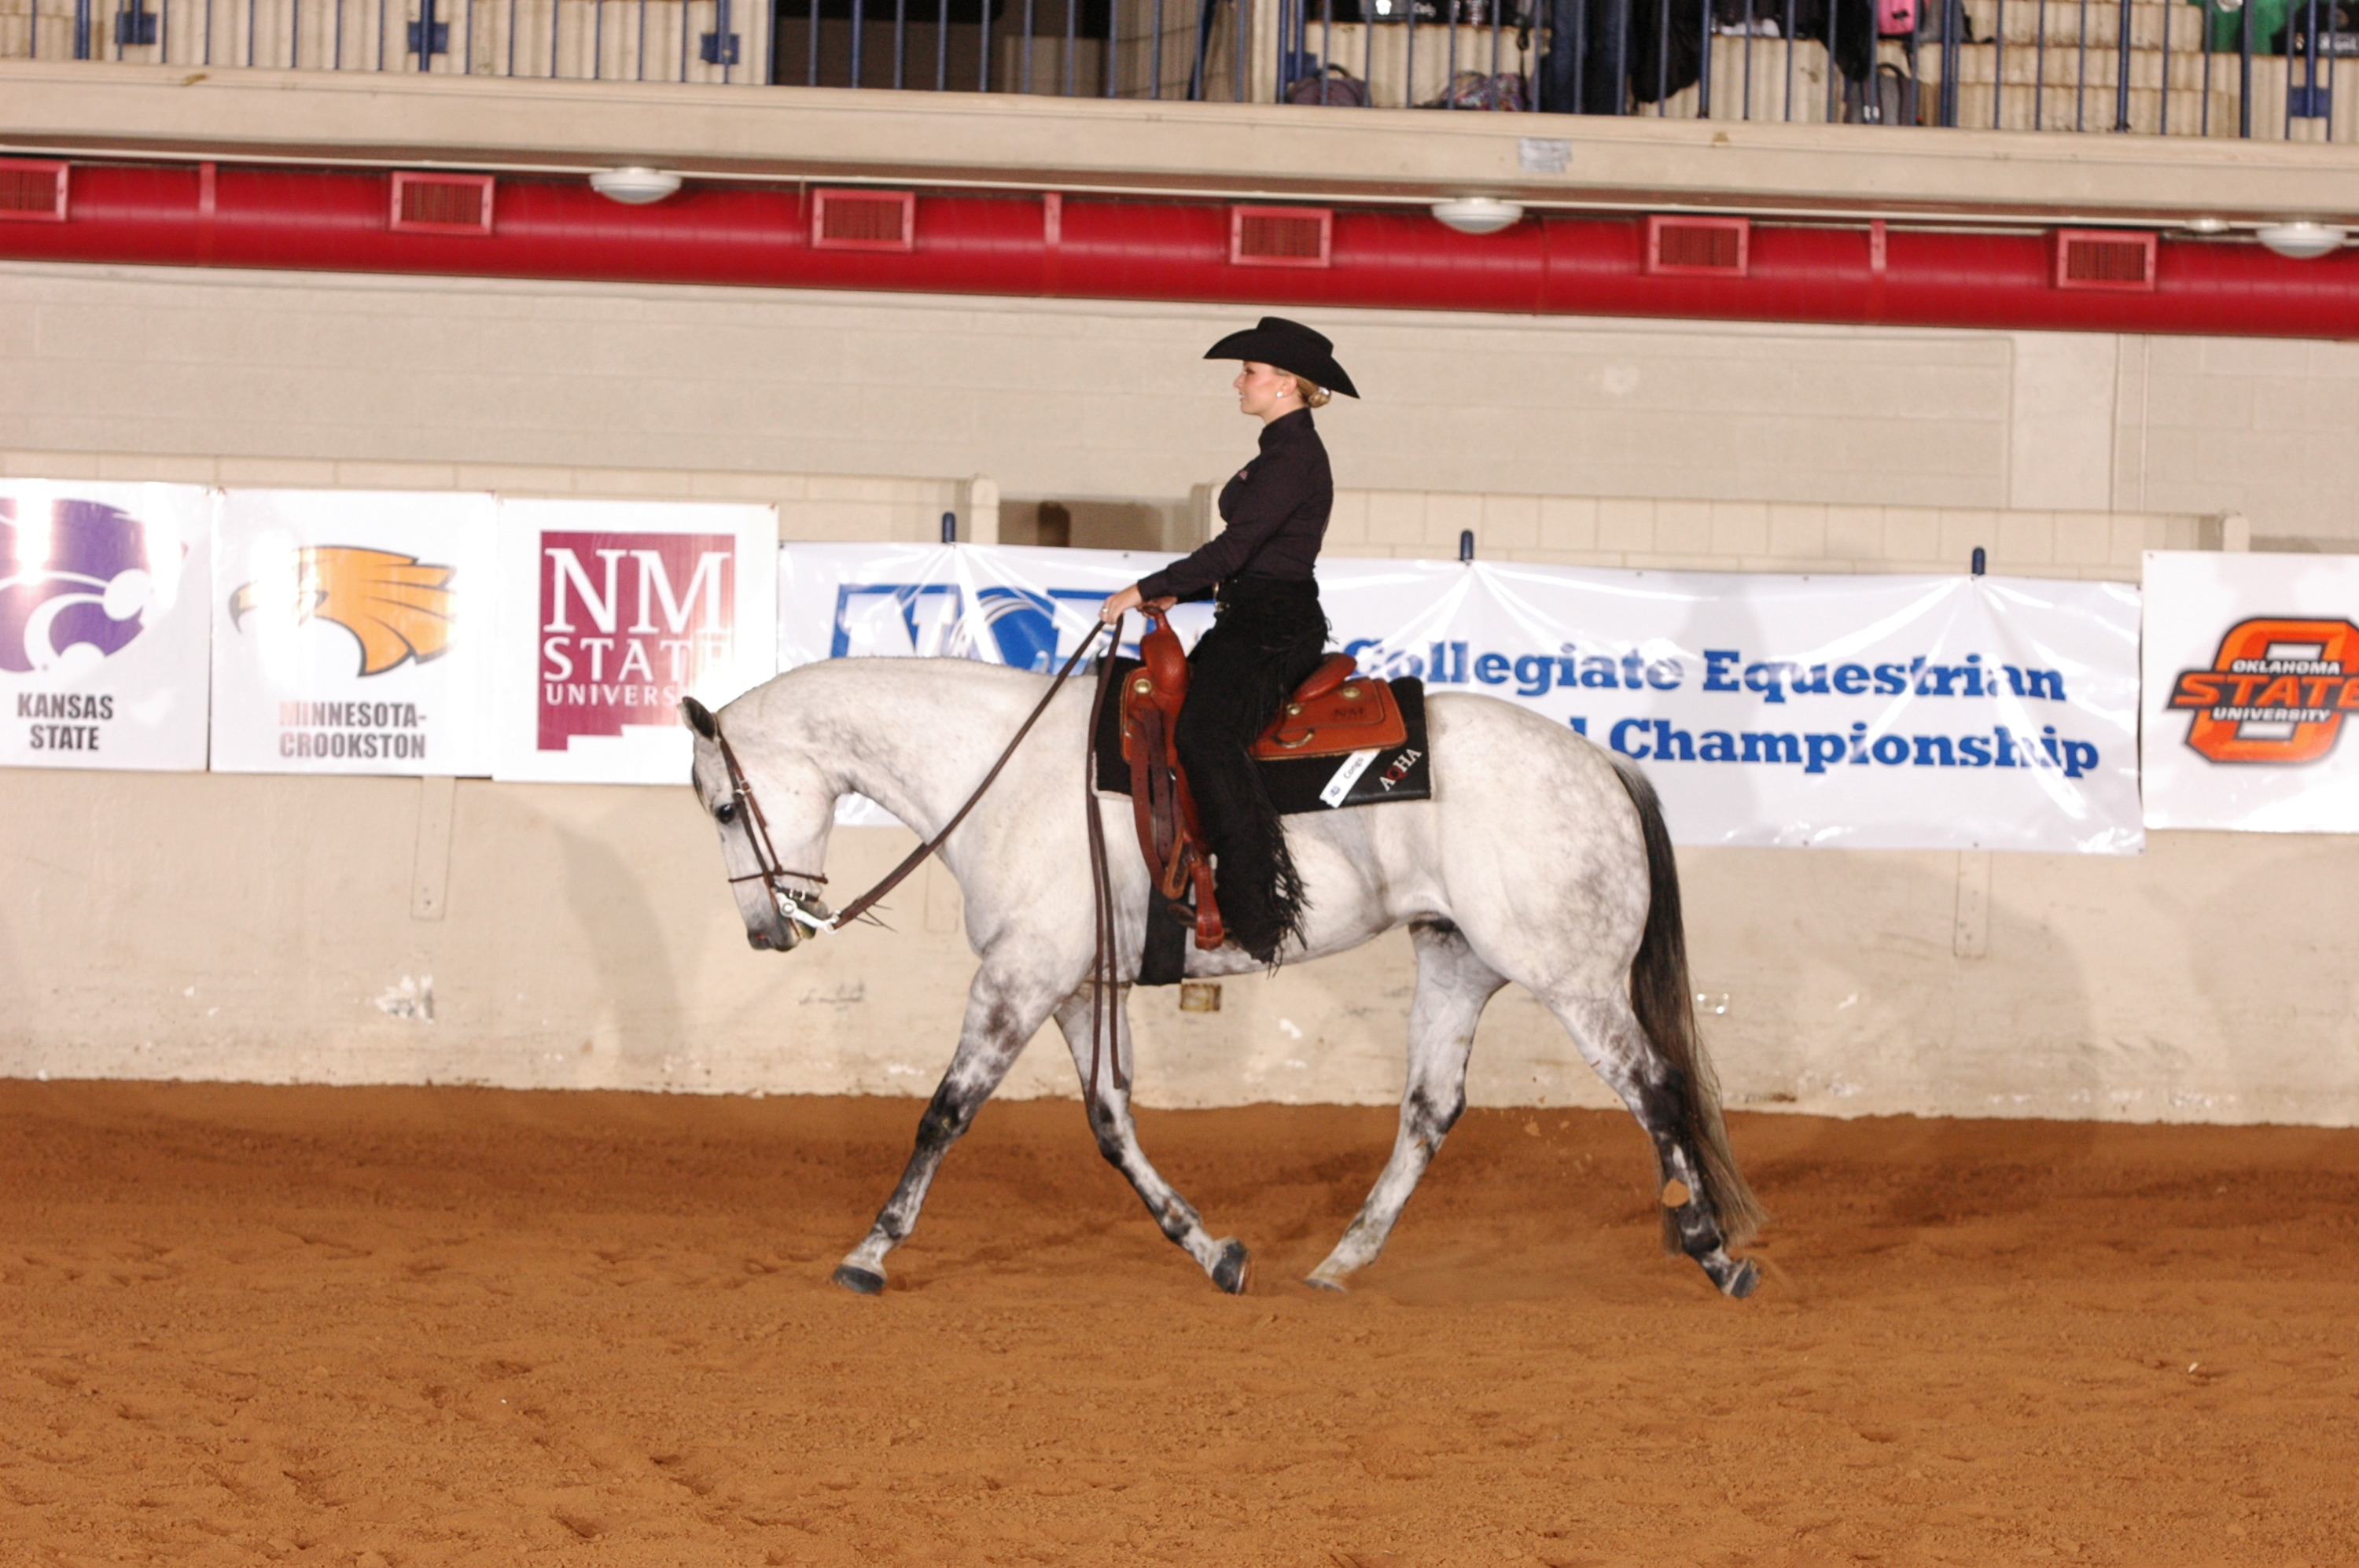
left=229, top=547, right=458, bottom=676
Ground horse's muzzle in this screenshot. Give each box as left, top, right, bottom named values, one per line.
left=749, top=888, right=834, bottom=952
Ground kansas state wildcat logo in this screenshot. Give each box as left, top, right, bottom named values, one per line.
left=0, top=499, right=160, bottom=675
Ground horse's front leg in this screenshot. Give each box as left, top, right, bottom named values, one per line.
left=1049, top=985, right=1250, bottom=1294
left=830, top=965, right=1056, bottom=1295
left=1308, top=918, right=1504, bottom=1291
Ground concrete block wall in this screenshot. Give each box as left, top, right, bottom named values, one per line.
left=2119, top=334, right=2359, bottom=544
left=1327, top=491, right=2219, bottom=580
left=0, top=446, right=966, bottom=543
left=9, top=260, right=2356, bottom=546
left=7, top=257, right=2359, bottom=1128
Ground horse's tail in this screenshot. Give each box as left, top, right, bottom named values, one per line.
left=1610, top=759, right=1766, bottom=1253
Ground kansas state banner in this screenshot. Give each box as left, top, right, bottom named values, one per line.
left=0, top=481, right=214, bottom=772
left=494, top=499, right=778, bottom=785
left=2142, top=550, right=2359, bottom=833
left=779, top=543, right=2142, bottom=852
left=211, top=489, right=497, bottom=775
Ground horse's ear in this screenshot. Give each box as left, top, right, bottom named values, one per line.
left=680, top=697, right=718, bottom=741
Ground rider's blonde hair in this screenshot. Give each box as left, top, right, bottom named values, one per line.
left=1291, top=376, right=1333, bottom=410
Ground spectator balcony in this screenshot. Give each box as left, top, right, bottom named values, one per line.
left=3, top=0, right=2353, bottom=141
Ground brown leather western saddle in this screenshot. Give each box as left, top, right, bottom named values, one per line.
left=1116, top=610, right=1408, bottom=951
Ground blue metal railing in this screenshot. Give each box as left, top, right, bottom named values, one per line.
left=9, top=0, right=764, bottom=80
left=2, top=0, right=2344, bottom=134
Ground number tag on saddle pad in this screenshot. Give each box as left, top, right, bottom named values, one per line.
left=1092, top=659, right=1432, bottom=815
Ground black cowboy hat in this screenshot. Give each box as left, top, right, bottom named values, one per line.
left=1203, top=316, right=1359, bottom=399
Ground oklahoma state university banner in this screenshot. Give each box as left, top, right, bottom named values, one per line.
left=2143, top=550, right=2359, bottom=833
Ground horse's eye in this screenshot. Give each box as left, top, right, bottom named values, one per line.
left=715, top=801, right=738, bottom=825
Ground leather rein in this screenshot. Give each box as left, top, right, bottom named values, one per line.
left=712, top=622, right=1121, bottom=945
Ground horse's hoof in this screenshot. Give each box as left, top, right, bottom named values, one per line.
left=1304, top=1272, right=1349, bottom=1294
left=1718, top=1257, right=1761, bottom=1299
left=830, top=1264, right=885, bottom=1296
left=1211, top=1239, right=1251, bottom=1295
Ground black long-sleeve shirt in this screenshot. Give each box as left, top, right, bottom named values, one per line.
left=1136, top=408, right=1331, bottom=602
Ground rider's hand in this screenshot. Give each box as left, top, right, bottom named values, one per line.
left=1099, top=585, right=1146, bottom=625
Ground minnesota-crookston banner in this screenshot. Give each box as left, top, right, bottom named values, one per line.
left=0, top=481, right=214, bottom=772
left=210, top=490, right=497, bottom=775
left=779, top=543, right=2143, bottom=852
left=495, top=499, right=778, bottom=785
left=2142, top=549, right=2359, bottom=834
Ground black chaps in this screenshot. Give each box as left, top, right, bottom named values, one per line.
left=1172, top=576, right=1329, bottom=963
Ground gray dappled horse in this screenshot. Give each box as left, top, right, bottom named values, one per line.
left=682, top=657, right=1762, bottom=1298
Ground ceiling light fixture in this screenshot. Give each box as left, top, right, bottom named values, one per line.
left=589, top=167, right=683, bottom=206
left=2255, top=220, right=2346, bottom=259
left=1430, top=197, right=1525, bottom=236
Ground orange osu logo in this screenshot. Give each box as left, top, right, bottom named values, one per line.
left=2166, top=617, right=2359, bottom=764
left=230, top=547, right=458, bottom=676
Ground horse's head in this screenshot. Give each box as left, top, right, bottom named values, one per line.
left=683, top=694, right=837, bottom=953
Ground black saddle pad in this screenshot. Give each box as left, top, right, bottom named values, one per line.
left=1090, top=658, right=1432, bottom=813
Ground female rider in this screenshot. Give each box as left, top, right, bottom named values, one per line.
left=1099, top=317, right=1358, bottom=964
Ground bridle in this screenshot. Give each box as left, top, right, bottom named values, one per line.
left=706, top=620, right=1132, bottom=1102
left=705, top=620, right=1121, bottom=944
left=712, top=726, right=837, bottom=938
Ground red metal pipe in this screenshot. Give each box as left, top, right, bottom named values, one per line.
left=8, top=160, right=2359, bottom=338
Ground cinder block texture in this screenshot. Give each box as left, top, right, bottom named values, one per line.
left=6, top=264, right=2348, bottom=543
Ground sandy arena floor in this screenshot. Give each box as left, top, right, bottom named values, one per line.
left=1, top=1080, right=2354, bottom=1566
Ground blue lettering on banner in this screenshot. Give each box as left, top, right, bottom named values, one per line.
left=1606, top=717, right=2102, bottom=779
left=973, top=587, right=1113, bottom=672
left=830, top=583, right=962, bottom=658
left=1337, top=642, right=2063, bottom=705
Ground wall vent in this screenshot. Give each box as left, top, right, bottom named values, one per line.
left=389, top=172, right=494, bottom=235
left=1231, top=206, right=1332, bottom=268
left=0, top=160, right=68, bottom=223
left=2053, top=229, right=2157, bottom=291
left=812, top=189, right=915, bottom=252
left=1645, top=215, right=1749, bottom=276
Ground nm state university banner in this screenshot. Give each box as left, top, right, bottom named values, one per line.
left=210, top=490, right=498, bottom=775
left=2142, top=550, right=2359, bottom=834
left=0, top=481, right=213, bottom=772
left=778, top=544, right=2143, bottom=853
left=494, top=499, right=778, bottom=786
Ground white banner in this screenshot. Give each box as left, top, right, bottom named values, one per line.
left=2142, top=550, right=2359, bottom=834
left=0, top=481, right=213, bottom=772
left=210, top=490, right=497, bottom=775
left=495, top=499, right=778, bottom=785
left=780, top=543, right=2144, bottom=852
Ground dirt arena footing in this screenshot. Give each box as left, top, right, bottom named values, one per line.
left=2, top=1080, right=2354, bottom=1566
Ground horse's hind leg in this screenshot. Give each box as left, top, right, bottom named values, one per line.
left=1308, top=919, right=1504, bottom=1292
left=1049, top=985, right=1249, bottom=1294
left=1546, top=992, right=1759, bottom=1297
left=831, top=964, right=1054, bottom=1295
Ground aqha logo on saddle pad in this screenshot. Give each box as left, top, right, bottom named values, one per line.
left=0, top=482, right=212, bottom=772
left=209, top=490, right=496, bottom=776
left=2143, top=550, right=2359, bottom=834
left=494, top=500, right=777, bottom=786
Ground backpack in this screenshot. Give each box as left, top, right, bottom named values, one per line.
left=1285, top=64, right=1369, bottom=106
